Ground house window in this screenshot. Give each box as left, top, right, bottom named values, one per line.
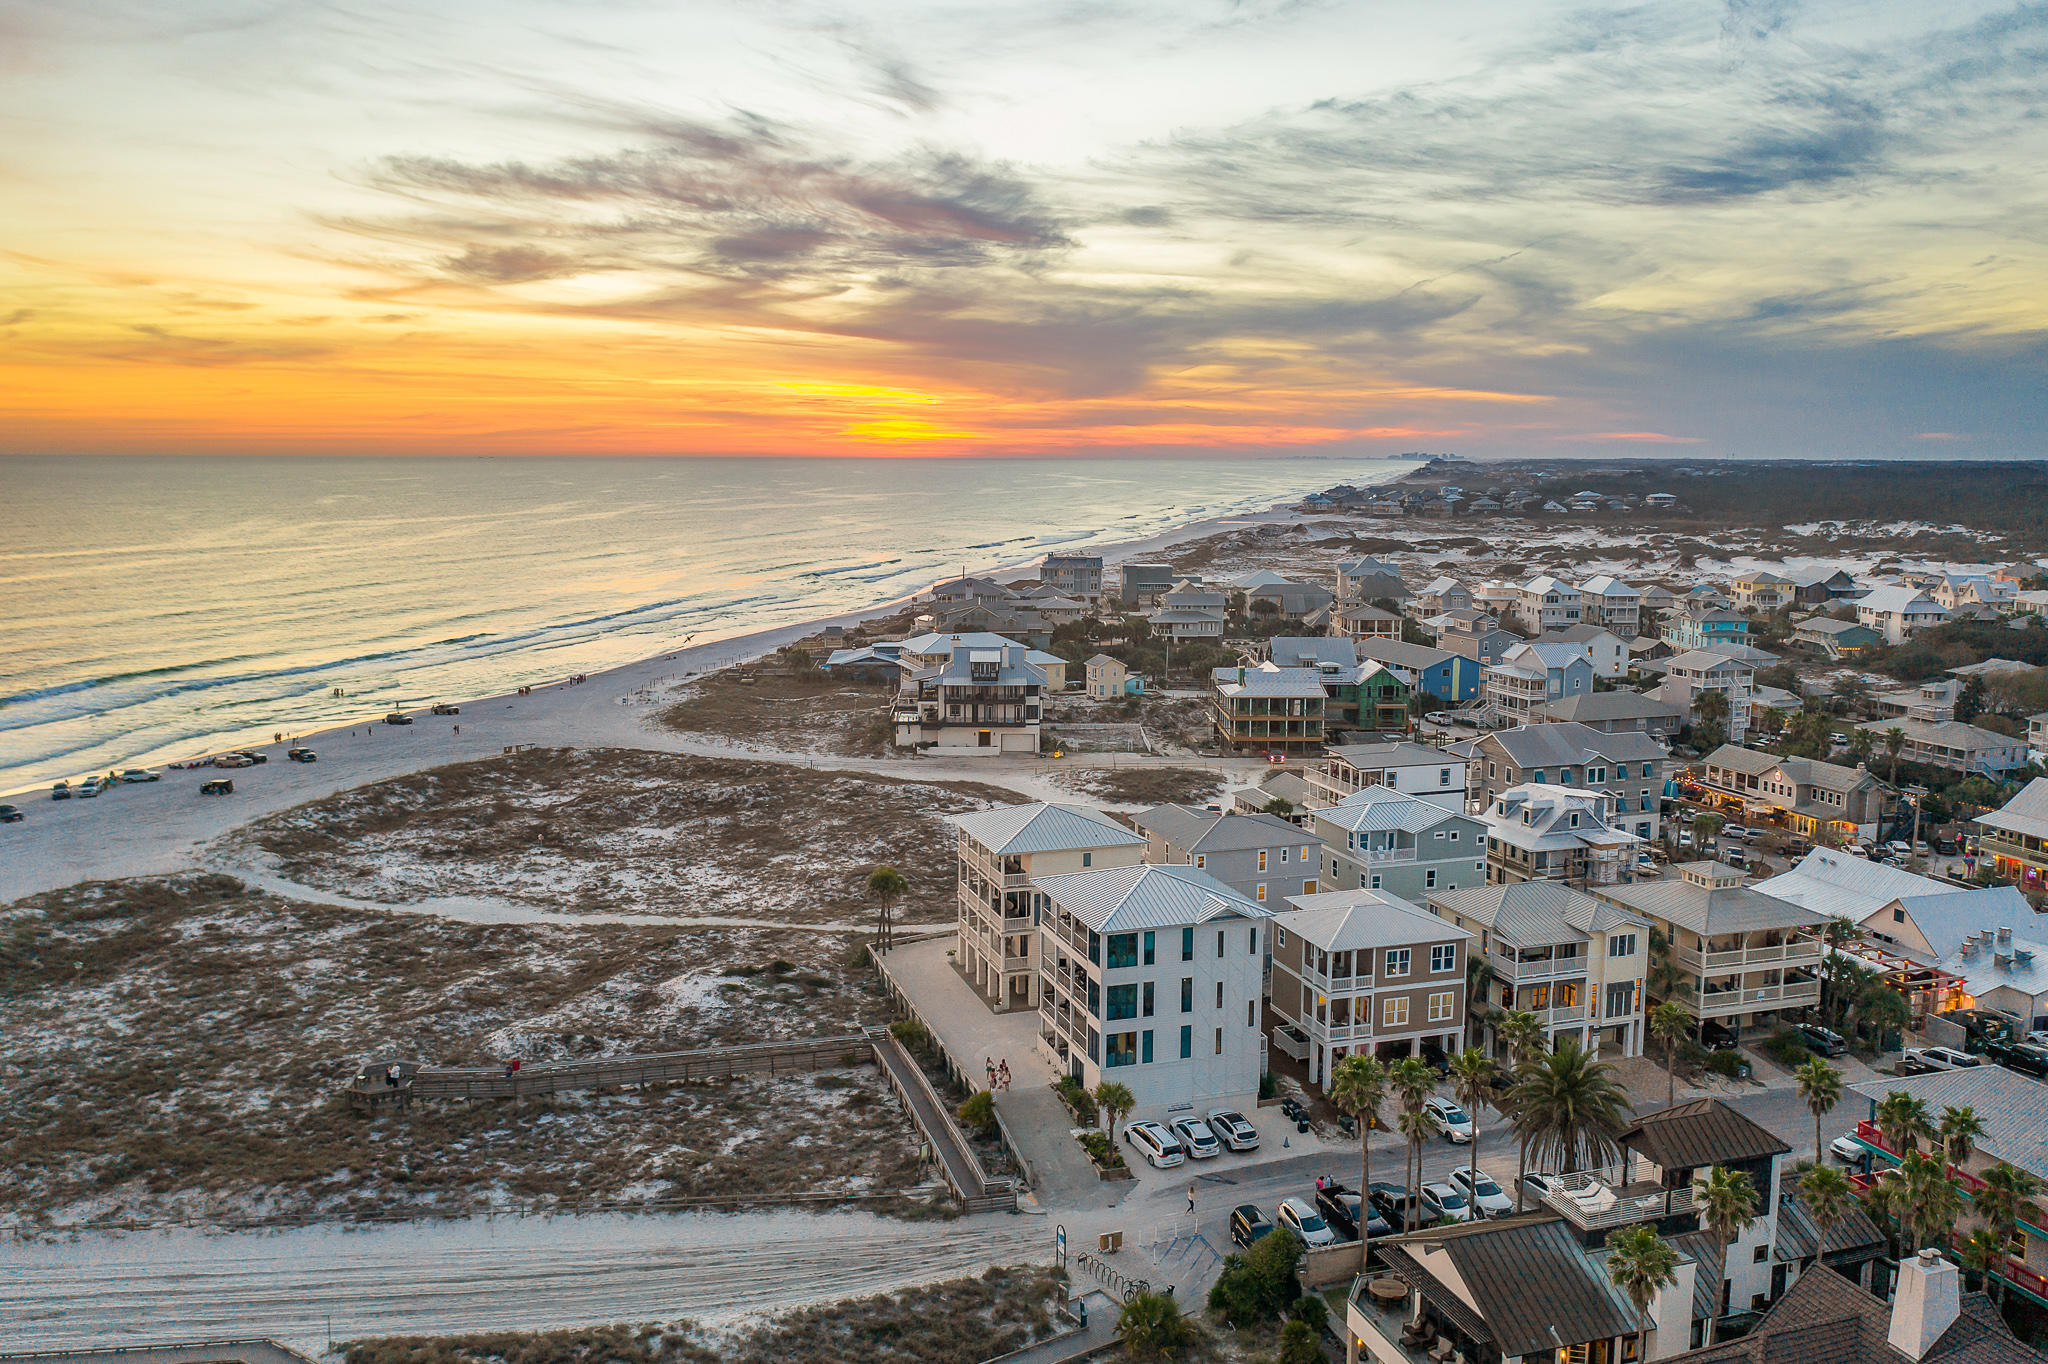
left=1304, top=880, right=1318, bottom=894
left=1258, top=850, right=1268, bottom=872
left=1441, top=769, right=1453, bottom=786
left=1384, top=997, right=1410, bottom=1027
left=1195, top=854, right=1206, bottom=868
left=1216, top=981, right=1225, bottom=1008
left=1428, top=992, right=1454, bottom=1022
left=1181, top=978, right=1193, bottom=1012
left=1180, top=1025, right=1192, bottom=1059
left=1609, top=933, right=1637, bottom=958
left=1370, top=874, right=1381, bottom=890
left=1614, top=764, right=1628, bottom=779
left=1215, top=1027, right=1224, bottom=1055
left=1082, top=852, right=1092, bottom=867
left=1532, top=770, right=1546, bottom=783
left=1106, top=934, right=1138, bottom=969
left=1217, top=929, right=1226, bottom=957
left=1385, top=948, right=1411, bottom=977
left=1434, top=830, right=1446, bottom=840
left=1893, top=907, right=1905, bottom=923
left=1430, top=944, right=1457, bottom=973
left=1249, top=927, right=1259, bottom=955
left=1247, top=999, right=1256, bottom=1027
left=1606, top=982, right=1638, bottom=1017
left=1256, top=884, right=1267, bottom=901
left=1425, top=868, right=1437, bottom=889
left=1588, top=767, right=1606, bottom=784
left=1182, top=927, right=1195, bottom=961
left=1143, top=981, right=1155, bottom=1017
left=1106, top=984, right=1138, bottom=1021
left=1142, top=1030, right=1154, bottom=1063
left=1105, top=1032, right=1137, bottom=1067
left=1277, top=928, right=1287, bottom=949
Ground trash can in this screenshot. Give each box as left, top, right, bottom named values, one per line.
left=1071, top=1298, right=1088, bottom=1328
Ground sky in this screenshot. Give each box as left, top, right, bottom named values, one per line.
left=2, top=0, right=2045, bottom=460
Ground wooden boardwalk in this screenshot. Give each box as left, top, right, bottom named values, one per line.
left=349, top=1035, right=871, bottom=1106
left=0, top=1339, right=317, bottom=1364
left=867, top=1025, right=1015, bottom=1212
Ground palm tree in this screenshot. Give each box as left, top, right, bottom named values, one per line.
left=1969, top=1166, right=2042, bottom=1307
left=1858, top=987, right=1912, bottom=1055
left=1799, top=1164, right=1857, bottom=1252
left=1794, top=1058, right=1844, bottom=1163
left=1449, top=1047, right=1497, bottom=1200
left=1390, top=1057, right=1437, bottom=1230
left=1648, top=1001, right=1690, bottom=1109
left=1696, top=1166, right=1760, bottom=1343
left=1850, top=728, right=1875, bottom=764
left=1900, top=1149, right=1964, bottom=1252
left=1863, top=1167, right=1911, bottom=1262
left=1958, top=1227, right=2006, bottom=1297
left=1510, top=1036, right=1630, bottom=1209
left=1875, top=1090, right=1935, bottom=1157
left=1606, top=1224, right=1680, bottom=1358
left=1940, top=1105, right=1985, bottom=1168
left=1116, top=1289, right=1198, bottom=1361
left=1466, top=954, right=1496, bottom=1047
left=1095, top=1080, right=1135, bottom=1149
left=866, top=864, right=908, bottom=951
left=1646, top=929, right=1687, bottom=1007
left=1397, top=1101, right=1435, bottom=1228
left=1329, top=1054, right=1387, bottom=1215
left=1819, top=916, right=1863, bottom=1020
left=1884, top=726, right=1907, bottom=783
left=1494, top=1007, right=1545, bottom=1069
left=1692, top=689, right=1730, bottom=747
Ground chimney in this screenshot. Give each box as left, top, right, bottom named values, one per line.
left=2000, top=926, right=2014, bottom=943
left=1888, top=1249, right=1961, bottom=1360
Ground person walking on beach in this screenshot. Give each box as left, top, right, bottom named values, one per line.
left=999, top=1059, right=1011, bottom=1090
left=1188, top=1182, right=1197, bottom=1214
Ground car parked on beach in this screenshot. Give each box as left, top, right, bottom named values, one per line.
left=0, top=804, right=24, bottom=824
left=384, top=713, right=414, bottom=726
left=119, top=768, right=159, bottom=783
left=1206, top=1109, right=1260, bottom=1152
left=51, top=781, right=72, bottom=800
left=235, top=751, right=267, bottom=764
left=213, top=753, right=254, bottom=769
left=288, top=748, right=318, bottom=762
left=76, top=777, right=103, bottom=798
left=431, top=703, right=460, bottom=716
left=199, top=778, right=234, bottom=795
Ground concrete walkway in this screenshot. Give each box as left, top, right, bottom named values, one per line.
left=0, top=1341, right=316, bottom=1364
left=1004, top=1084, right=1125, bottom=1211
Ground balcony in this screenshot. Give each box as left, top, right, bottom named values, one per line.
left=1539, top=1170, right=1696, bottom=1231
left=1488, top=949, right=1588, bottom=982
left=1673, top=979, right=1821, bottom=1014
left=1672, top=941, right=1823, bottom=973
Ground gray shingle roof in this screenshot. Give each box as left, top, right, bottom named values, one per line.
left=1619, top=1098, right=1790, bottom=1170
left=1537, top=691, right=1684, bottom=724
left=1427, top=881, right=1648, bottom=945
left=1849, top=1067, right=2048, bottom=1182
left=950, top=802, right=1147, bottom=855
left=1487, top=722, right=1667, bottom=769
left=1379, top=1216, right=1639, bottom=1357
left=1132, top=804, right=1318, bottom=854
left=1354, top=638, right=1455, bottom=671
left=1035, top=863, right=1269, bottom=932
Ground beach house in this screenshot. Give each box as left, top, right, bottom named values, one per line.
left=1267, top=888, right=1472, bottom=1085
left=1034, top=863, right=1270, bottom=1109
left=1462, top=721, right=1669, bottom=842
left=1310, top=785, right=1488, bottom=902
left=1662, top=605, right=1751, bottom=651
left=1481, top=640, right=1594, bottom=723
left=1133, top=805, right=1322, bottom=908
left=1976, top=778, right=2048, bottom=890
left=950, top=802, right=1148, bottom=1013
left=1577, top=574, right=1642, bottom=637
left=1304, top=740, right=1470, bottom=808
left=1510, top=575, right=1582, bottom=634
left=1856, top=585, right=1950, bottom=644
left=1040, top=553, right=1104, bottom=603
left=1696, top=745, right=1887, bottom=842
left=1354, top=637, right=1479, bottom=703
left=1479, top=783, right=1641, bottom=887
left=1212, top=663, right=1327, bottom=751
left=892, top=637, right=1047, bottom=753
left=1853, top=717, right=2031, bottom=775
left=1084, top=653, right=1137, bottom=700
left=1654, top=650, right=1756, bottom=742
left=1793, top=615, right=1883, bottom=659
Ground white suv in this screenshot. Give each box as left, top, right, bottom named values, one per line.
left=1123, top=1120, right=1187, bottom=1168
left=1423, top=1096, right=1475, bottom=1144
left=1169, top=1117, right=1221, bottom=1159
left=1206, top=1109, right=1261, bottom=1152
left=1275, top=1196, right=1337, bottom=1247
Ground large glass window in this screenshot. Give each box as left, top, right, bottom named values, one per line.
left=1106, top=933, right=1138, bottom=969
left=1182, top=927, right=1195, bottom=961
left=1179, top=1025, right=1192, bottom=1059
left=1106, top=983, right=1138, bottom=1021
left=1143, top=931, right=1156, bottom=966
left=1181, top=977, right=1193, bottom=1013
left=1142, top=1030, right=1154, bottom=1064
left=1105, top=1032, right=1138, bottom=1068
left=1429, top=944, right=1456, bottom=973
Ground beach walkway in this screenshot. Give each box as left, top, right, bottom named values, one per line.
left=0, top=1340, right=317, bottom=1364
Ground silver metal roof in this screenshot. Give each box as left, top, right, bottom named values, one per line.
left=1849, top=1068, right=2048, bottom=1182
left=1273, top=888, right=1474, bottom=952
left=1036, top=863, right=1269, bottom=932
left=1428, top=881, right=1648, bottom=945
left=950, top=802, right=1147, bottom=855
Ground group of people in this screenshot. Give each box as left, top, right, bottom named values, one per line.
left=985, top=1056, right=1012, bottom=1090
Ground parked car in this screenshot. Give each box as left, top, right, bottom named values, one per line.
left=199, top=778, right=234, bottom=795
left=287, top=747, right=318, bottom=763
left=1168, top=1117, right=1221, bottom=1159
left=1676, top=830, right=1695, bottom=849
left=1885, top=840, right=1913, bottom=858
left=1698, top=1019, right=1740, bottom=1052
left=1229, top=1203, right=1274, bottom=1249
left=1934, top=835, right=1960, bottom=856
left=76, top=777, right=103, bottom=798
left=384, top=712, right=414, bottom=726
left=1368, top=1181, right=1418, bottom=1229
left=1518, top=1172, right=1560, bottom=1205
left=213, top=753, right=254, bottom=768
left=431, top=703, right=461, bottom=716
left=1275, top=1196, right=1337, bottom=1247
left=1419, top=1181, right=1474, bottom=1224
left=1315, top=1184, right=1390, bottom=1241
left=1447, top=1167, right=1513, bottom=1218
left=50, top=781, right=72, bottom=800
left=2028, top=1030, right=2048, bottom=1049
left=1123, top=1120, right=1186, bottom=1169
left=1829, top=1135, right=1868, bottom=1166
left=1984, top=1040, right=2048, bottom=1080
left=1796, top=1023, right=1847, bottom=1057
left=1422, top=1096, right=1475, bottom=1144
left=1905, top=1046, right=1980, bottom=1072
left=118, top=768, right=159, bottom=783
left=235, top=750, right=268, bottom=764
left=1206, top=1109, right=1260, bottom=1152
left=0, top=803, right=24, bottom=823
left=1721, top=825, right=1752, bottom=841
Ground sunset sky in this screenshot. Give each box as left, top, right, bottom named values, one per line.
left=3, top=0, right=2045, bottom=459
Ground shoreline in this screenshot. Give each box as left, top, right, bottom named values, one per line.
left=6, top=484, right=1359, bottom=797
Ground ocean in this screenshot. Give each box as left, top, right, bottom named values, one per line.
left=0, top=454, right=1407, bottom=793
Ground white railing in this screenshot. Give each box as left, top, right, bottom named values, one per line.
left=1489, top=950, right=1589, bottom=982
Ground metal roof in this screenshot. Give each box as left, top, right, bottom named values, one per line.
left=1379, top=1216, right=1638, bottom=1358
left=1485, top=722, right=1667, bottom=768
left=949, top=802, right=1147, bottom=855
left=899, top=631, right=1026, bottom=654
left=1595, top=870, right=1822, bottom=935
left=1273, top=887, right=1473, bottom=952
left=1315, top=785, right=1468, bottom=834
left=1978, top=778, right=2048, bottom=842
left=1035, top=863, right=1269, bottom=932
left=1213, top=664, right=1327, bottom=698
left=1619, top=1098, right=1790, bottom=1170
left=1536, top=690, right=1683, bottom=724
left=1753, top=851, right=2016, bottom=941
left=1427, top=881, right=1647, bottom=945
left=1265, top=636, right=1358, bottom=669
